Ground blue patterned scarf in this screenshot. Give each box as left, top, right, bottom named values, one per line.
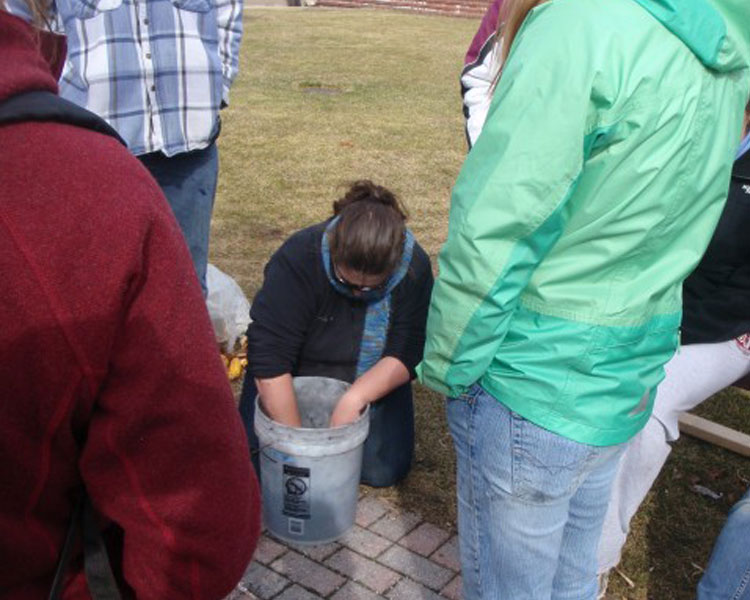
left=321, top=217, right=415, bottom=377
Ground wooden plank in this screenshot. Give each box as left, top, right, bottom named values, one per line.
left=679, top=412, right=750, bottom=458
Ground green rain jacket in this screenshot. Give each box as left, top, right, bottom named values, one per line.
left=417, top=0, right=750, bottom=445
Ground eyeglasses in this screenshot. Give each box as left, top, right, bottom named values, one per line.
left=332, top=261, right=387, bottom=293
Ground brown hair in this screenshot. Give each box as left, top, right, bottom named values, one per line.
left=9, top=0, right=54, bottom=27
left=491, top=0, right=547, bottom=91
left=29, top=0, right=53, bottom=26
left=1, top=0, right=55, bottom=31
left=330, top=180, right=408, bottom=276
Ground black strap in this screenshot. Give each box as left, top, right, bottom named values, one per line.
left=48, top=493, right=122, bottom=600
left=48, top=495, right=85, bottom=600
left=46, top=380, right=121, bottom=599
left=47, top=493, right=122, bottom=600
left=82, top=496, right=122, bottom=600
left=0, top=90, right=125, bottom=146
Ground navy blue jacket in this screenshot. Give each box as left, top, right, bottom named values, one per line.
left=682, top=151, right=750, bottom=345
left=247, top=221, right=433, bottom=383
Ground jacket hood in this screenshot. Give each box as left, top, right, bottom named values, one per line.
left=0, top=10, right=63, bottom=103
left=632, top=0, right=750, bottom=73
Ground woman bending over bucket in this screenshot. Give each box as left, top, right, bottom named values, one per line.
left=239, top=180, right=433, bottom=488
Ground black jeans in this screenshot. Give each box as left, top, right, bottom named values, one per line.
left=239, top=377, right=415, bottom=487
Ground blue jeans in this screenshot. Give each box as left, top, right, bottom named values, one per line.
left=698, top=487, right=750, bottom=600
left=446, top=384, right=625, bottom=600
left=139, top=143, right=219, bottom=296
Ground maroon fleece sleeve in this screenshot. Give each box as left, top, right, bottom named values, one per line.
left=76, top=182, right=261, bottom=599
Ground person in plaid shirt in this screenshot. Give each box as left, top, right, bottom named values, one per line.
left=9, top=0, right=244, bottom=296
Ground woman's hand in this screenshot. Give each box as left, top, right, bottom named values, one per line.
left=329, top=391, right=367, bottom=427
left=256, top=374, right=302, bottom=427
left=329, top=357, right=411, bottom=427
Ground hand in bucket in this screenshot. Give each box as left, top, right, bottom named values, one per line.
left=330, top=391, right=367, bottom=427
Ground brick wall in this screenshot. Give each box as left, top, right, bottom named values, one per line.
left=313, top=0, right=490, bottom=19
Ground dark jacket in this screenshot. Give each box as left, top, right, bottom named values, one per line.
left=682, top=150, right=750, bottom=345
left=247, top=222, right=434, bottom=383
left=0, top=12, right=260, bottom=598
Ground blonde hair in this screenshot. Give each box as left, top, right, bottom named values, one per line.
left=491, top=0, right=547, bottom=91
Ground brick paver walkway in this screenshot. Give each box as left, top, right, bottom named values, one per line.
left=226, top=494, right=462, bottom=600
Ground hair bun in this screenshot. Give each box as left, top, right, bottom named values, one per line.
left=333, top=180, right=408, bottom=220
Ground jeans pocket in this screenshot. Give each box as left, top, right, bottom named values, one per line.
left=512, top=416, right=597, bottom=502
left=170, top=0, right=213, bottom=12
left=58, top=0, right=123, bottom=19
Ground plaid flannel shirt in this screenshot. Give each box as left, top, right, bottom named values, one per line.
left=8, top=0, right=243, bottom=156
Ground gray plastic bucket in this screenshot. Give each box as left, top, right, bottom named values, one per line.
left=255, top=376, right=370, bottom=545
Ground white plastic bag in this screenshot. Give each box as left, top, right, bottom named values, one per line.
left=206, top=264, right=251, bottom=351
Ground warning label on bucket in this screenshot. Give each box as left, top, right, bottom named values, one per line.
left=288, top=518, right=305, bottom=536
left=282, top=465, right=311, bottom=519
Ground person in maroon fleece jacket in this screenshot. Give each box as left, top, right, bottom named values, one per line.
left=0, top=5, right=261, bottom=598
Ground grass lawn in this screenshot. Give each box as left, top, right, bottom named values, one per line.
left=212, top=8, right=750, bottom=599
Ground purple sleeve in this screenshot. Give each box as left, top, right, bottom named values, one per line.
left=461, top=0, right=504, bottom=148
left=463, top=0, right=503, bottom=69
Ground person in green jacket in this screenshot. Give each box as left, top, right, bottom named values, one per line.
left=417, top=0, right=750, bottom=598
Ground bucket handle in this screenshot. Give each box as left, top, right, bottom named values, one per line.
left=251, top=442, right=274, bottom=458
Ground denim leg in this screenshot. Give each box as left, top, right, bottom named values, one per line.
left=552, top=442, right=624, bottom=600
left=698, top=487, right=750, bottom=600
left=360, top=384, right=415, bottom=487
left=446, top=385, right=484, bottom=600
left=139, top=143, right=219, bottom=296
left=447, top=384, right=625, bottom=600
left=238, top=376, right=261, bottom=479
